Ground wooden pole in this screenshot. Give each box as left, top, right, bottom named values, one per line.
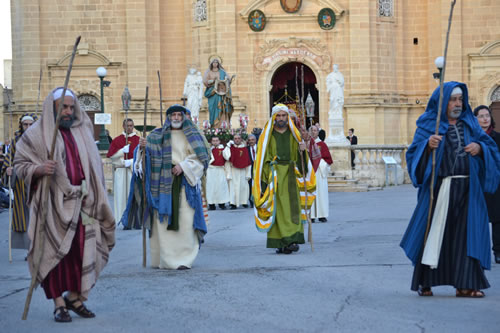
left=157, top=71, right=163, bottom=126
left=6, top=92, right=13, bottom=263
left=424, top=0, right=457, bottom=246
left=142, top=86, right=149, bottom=268
left=22, top=36, right=81, bottom=320
left=35, top=69, right=42, bottom=117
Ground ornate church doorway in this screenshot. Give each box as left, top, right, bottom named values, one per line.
left=269, top=62, right=318, bottom=127
left=489, top=86, right=500, bottom=124
left=78, top=94, right=101, bottom=141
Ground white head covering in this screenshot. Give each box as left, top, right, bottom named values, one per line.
left=271, top=104, right=289, bottom=116
left=52, top=87, right=76, bottom=100
left=451, top=87, right=462, bottom=96
left=21, top=115, right=35, bottom=123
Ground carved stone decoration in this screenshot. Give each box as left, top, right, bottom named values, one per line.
left=194, top=0, right=207, bottom=23
left=491, top=86, right=500, bottom=101
left=379, top=0, right=393, bottom=17
left=254, top=38, right=331, bottom=72
left=78, top=94, right=101, bottom=112
left=280, top=0, right=302, bottom=13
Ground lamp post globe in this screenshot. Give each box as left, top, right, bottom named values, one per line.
left=97, top=67, right=110, bottom=150
left=434, top=56, right=444, bottom=70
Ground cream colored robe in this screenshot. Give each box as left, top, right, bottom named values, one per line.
left=223, top=143, right=251, bottom=207
left=206, top=144, right=230, bottom=204
left=138, top=130, right=204, bottom=269
left=311, top=138, right=331, bottom=219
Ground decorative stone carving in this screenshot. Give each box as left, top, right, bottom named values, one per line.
left=78, top=94, right=101, bottom=112
left=325, top=64, right=349, bottom=146
left=183, top=67, right=203, bottom=118
left=255, top=38, right=331, bottom=72
left=379, top=0, right=393, bottom=17
left=491, top=86, right=500, bottom=101
left=194, top=0, right=207, bottom=23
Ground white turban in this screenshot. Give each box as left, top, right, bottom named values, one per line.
left=451, top=87, right=462, bottom=96
left=271, top=104, right=289, bottom=116
left=21, top=115, right=35, bottom=123
left=52, top=87, right=76, bottom=100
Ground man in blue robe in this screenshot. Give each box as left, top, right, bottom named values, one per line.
left=400, top=82, right=500, bottom=297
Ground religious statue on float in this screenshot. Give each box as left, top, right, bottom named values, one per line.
left=183, top=67, right=203, bottom=119
left=203, top=55, right=235, bottom=128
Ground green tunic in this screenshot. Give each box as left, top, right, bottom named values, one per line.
left=262, top=129, right=306, bottom=248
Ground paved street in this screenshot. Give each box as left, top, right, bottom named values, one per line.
left=1, top=184, right=499, bottom=332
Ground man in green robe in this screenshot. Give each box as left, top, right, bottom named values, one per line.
left=253, top=104, right=315, bottom=254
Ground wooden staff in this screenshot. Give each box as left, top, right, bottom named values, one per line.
left=296, top=66, right=313, bottom=251
left=35, top=69, right=42, bottom=117
left=142, top=86, right=149, bottom=268
left=157, top=71, right=163, bottom=126
left=6, top=93, right=13, bottom=263
left=22, top=36, right=81, bottom=320
left=424, top=0, right=457, bottom=246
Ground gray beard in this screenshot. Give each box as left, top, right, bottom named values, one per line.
left=171, top=120, right=183, bottom=129
left=449, top=108, right=462, bottom=119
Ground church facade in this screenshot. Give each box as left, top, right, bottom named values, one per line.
left=4, top=0, right=500, bottom=145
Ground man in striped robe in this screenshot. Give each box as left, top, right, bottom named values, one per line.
left=401, top=82, right=500, bottom=298
left=1, top=113, right=38, bottom=251
left=15, top=88, right=115, bottom=322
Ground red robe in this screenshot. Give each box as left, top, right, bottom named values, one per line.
left=211, top=148, right=225, bottom=166
left=309, top=139, right=333, bottom=172
left=106, top=133, right=140, bottom=160
left=229, top=146, right=251, bottom=169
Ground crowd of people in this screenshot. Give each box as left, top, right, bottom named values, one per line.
left=2, top=81, right=500, bottom=323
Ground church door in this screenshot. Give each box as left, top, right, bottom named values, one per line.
left=78, top=94, right=101, bottom=141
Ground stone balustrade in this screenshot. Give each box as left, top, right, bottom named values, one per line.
left=351, top=145, right=410, bottom=187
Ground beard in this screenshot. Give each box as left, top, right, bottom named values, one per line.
left=275, top=120, right=287, bottom=128
left=449, top=107, right=462, bottom=119
left=59, top=115, right=75, bottom=129
left=171, top=120, right=183, bottom=129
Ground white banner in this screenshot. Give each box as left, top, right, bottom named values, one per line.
left=95, top=113, right=112, bottom=125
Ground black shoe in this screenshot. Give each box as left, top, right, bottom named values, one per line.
left=495, top=252, right=500, bottom=264
left=276, top=247, right=292, bottom=254
left=177, top=265, right=190, bottom=270
left=242, top=204, right=249, bottom=208
left=208, top=204, right=216, bottom=211
left=54, top=306, right=72, bottom=323
left=218, top=204, right=226, bottom=210
left=287, top=243, right=299, bottom=252
left=319, top=218, right=327, bottom=223
left=230, top=204, right=237, bottom=210
left=64, top=296, right=95, bottom=318
left=311, top=218, right=316, bottom=223
left=249, top=202, right=254, bottom=208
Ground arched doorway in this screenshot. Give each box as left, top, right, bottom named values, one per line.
left=269, top=62, right=318, bottom=127
left=78, top=94, right=101, bottom=141
left=490, top=86, right=500, bottom=123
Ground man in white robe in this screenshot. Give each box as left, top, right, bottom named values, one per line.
left=107, top=119, right=140, bottom=222
left=206, top=136, right=230, bottom=210
left=130, top=105, right=209, bottom=270
left=308, top=125, right=333, bottom=222
left=223, top=134, right=251, bottom=209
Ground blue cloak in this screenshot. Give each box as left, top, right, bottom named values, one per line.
left=400, top=81, right=500, bottom=270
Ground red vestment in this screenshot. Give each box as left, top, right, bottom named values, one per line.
left=41, top=128, right=86, bottom=299
left=106, top=133, right=140, bottom=159
left=229, top=146, right=251, bottom=169
left=309, top=139, right=333, bottom=172
left=211, top=148, right=225, bottom=166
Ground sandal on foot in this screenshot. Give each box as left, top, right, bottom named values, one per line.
left=417, top=287, right=433, bottom=296
left=54, top=306, right=72, bottom=323
left=456, top=289, right=485, bottom=298
left=276, top=247, right=292, bottom=254
left=64, top=296, right=96, bottom=318
left=286, top=243, right=299, bottom=252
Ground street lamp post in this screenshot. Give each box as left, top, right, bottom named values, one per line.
left=433, top=56, right=444, bottom=80
left=96, top=66, right=111, bottom=150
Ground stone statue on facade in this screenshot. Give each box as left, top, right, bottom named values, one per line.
left=325, top=64, right=349, bottom=146
left=203, top=56, right=235, bottom=127
left=183, top=67, right=203, bottom=118
left=326, top=64, right=344, bottom=118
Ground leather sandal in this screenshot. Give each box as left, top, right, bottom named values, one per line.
left=64, top=296, right=96, bottom=318
left=417, top=287, right=433, bottom=296
left=53, top=306, right=72, bottom=323
left=456, top=289, right=485, bottom=298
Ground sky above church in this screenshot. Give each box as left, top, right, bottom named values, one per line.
left=0, top=1, right=12, bottom=87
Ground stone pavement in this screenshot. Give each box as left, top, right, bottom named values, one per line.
left=0, top=184, right=499, bottom=332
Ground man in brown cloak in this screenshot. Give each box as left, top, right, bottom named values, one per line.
left=14, top=88, right=115, bottom=322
